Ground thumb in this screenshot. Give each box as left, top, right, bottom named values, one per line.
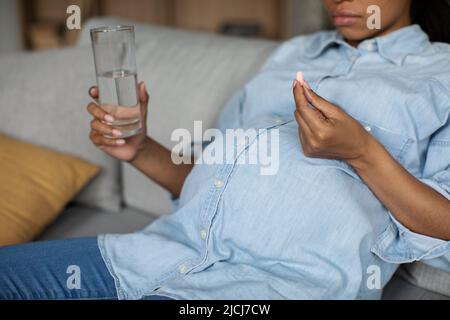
left=138, top=82, right=149, bottom=124
left=138, top=82, right=149, bottom=106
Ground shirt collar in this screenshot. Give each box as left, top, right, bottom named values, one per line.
left=304, top=25, right=430, bottom=66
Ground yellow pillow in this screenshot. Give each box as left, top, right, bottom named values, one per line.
left=0, top=134, right=100, bottom=246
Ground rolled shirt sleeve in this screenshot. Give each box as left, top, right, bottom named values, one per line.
left=371, top=211, right=450, bottom=271
left=372, top=128, right=450, bottom=271
left=420, top=141, right=450, bottom=201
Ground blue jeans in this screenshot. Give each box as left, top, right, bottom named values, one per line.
left=0, top=237, right=173, bottom=300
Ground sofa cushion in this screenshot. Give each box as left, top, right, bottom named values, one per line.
left=382, top=273, right=450, bottom=300
left=0, top=46, right=122, bottom=212
left=395, top=262, right=450, bottom=298
left=38, top=204, right=155, bottom=241
left=0, top=134, right=99, bottom=245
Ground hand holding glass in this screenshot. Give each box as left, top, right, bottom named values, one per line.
left=90, top=26, right=142, bottom=138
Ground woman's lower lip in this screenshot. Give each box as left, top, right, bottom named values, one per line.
left=333, top=16, right=360, bottom=26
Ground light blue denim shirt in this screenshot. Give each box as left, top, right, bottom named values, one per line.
left=98, top=25, right=450, bottom=300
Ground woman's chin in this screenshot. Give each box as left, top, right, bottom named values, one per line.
left=336, top=27, right=379, bottom=45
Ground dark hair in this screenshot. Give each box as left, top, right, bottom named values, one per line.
left=410, top=0, right=450, bottom=43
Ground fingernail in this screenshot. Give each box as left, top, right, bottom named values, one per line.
left=116, top=139, right=126, bottom=146
left=105, top=115, right=115, bottom=123
left=112, top=129, right=122, bottom=137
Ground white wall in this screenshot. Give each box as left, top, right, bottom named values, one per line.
left=0, top=0, right=23, bottom=53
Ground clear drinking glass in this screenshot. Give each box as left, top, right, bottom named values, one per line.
left=90, top=25, right=142, bottom=138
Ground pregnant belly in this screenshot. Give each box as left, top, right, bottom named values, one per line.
left=215, top=124, right=389, bottom=261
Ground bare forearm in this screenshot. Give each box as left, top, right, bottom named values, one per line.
left=129, top=137, right=194, bottom=197
left=348, top=138, right=450, bottom=240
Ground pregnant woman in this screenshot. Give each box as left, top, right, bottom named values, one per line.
left=1, top=0, right=450, bottom=300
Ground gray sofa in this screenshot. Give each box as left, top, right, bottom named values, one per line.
left=0, top=17, right=448, bottom=300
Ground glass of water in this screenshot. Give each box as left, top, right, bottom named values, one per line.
left=90, top=25, right=142, bottom=138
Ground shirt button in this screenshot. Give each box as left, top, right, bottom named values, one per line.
left=364, top=126, right=372, bottom=132
left=274, top=117, right=283, bottom=124
left=179, top=264, right=189, bottom=274
left=200, top=229, right=208, bottom=240
left=214, top=179, right=224, bottom=189
left=366, top=42, right=375, bottom=51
